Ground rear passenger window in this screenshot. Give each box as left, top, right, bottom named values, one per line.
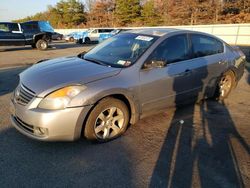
left=21, top=24, right=39, bottom=31
left=191, top=34, right=224, bottom=58
left=149, top=34, right=190, bottom=64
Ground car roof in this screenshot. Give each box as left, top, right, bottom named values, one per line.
left=127, top=28, right=223, bottom=41
left=128, top=28, right=181, bottom=37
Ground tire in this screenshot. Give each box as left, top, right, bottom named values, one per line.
left=78, top=39, right=83, bottom=44
left=84, top=37, right=90, bottom=44
left=214, top=70, right=236, bottom=100
left=84, top=97, right=129, bottom=142
left=36, top=39, right=48, bottom=50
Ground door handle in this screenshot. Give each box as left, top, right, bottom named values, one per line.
left=176, top=69, right=192, bottom=77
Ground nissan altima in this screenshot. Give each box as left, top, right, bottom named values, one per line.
left=10, top=28, right=246, bottom=142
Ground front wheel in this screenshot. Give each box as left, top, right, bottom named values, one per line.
left=78, top=39, right=83, bottom=44
left=84, top=98, right=129, bottom=142
left=214, top=70, right=236, bottom=100
left=36, top=39, right=48, bottom=50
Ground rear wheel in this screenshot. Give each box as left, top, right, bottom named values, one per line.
left=84, top=98, right=129, bottom=142
left=215, top=70, right=236, bottom=100
left=84, top=37, right=90, bottom=44
left=36, top=39, right=48, bottom=50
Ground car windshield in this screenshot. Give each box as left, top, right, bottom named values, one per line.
left=38, top=21, right=54, bottom=33
left=84, top=33, right=158, bottom=68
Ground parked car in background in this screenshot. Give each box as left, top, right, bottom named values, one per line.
left=0, top=21, right=54, bottom=50
left=10, top=29, right=245, bottom=142
left=98, top=29, right=130, bottom=43
left=73, top=31, right=88, bottom=43
left=76, top=28, right=114, bottom=44
left=52, top=32, right=63, bottom=40
left=64, top=32, right=77, bottom=42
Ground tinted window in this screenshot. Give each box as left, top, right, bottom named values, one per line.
left=10, top=23, right=19, bottom=31
left=22, top=23, right=39, bottom=31
left=98, top=29, right=113, bottom=33
left=149, top=34, right=190, bottom=64
left=191, top=34, right=224, bottom=58
left=0, top=24, right=10, bottom=32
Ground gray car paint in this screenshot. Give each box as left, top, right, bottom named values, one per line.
left=20, top=56, right=121, bottom=97
left=11, top=28, right=245, bottom=141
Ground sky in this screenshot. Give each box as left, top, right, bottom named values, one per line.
left=0, top=0, right=64, bottom=21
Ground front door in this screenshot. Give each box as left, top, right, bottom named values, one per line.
left=89, top=29, right=99, bottom=41
left=139, top=34, right=202, bottom=114
left=0, top=23, right=25, bottom=46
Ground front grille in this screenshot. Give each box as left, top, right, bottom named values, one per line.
left=15, top=84, right=36, bottom=105
left=14, top=116, right=34, bottom=134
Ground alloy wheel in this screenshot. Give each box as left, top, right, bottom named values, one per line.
left=94, top=107, right=125, bottom=139
left=219, top=74, right=232, bottom=97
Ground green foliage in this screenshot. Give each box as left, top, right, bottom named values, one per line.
left=13, top=0, right=250, bottom=28
left=115, top=0, right=141, bottom=26
left=141, top=0, right=162, bottom=26
left=13, top=0, right=87, bottom=28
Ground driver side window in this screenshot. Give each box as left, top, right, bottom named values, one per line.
left=149, top=34, right=190, bottom=64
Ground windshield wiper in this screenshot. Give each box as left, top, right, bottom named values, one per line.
left=84, top=57, right=110, bottom=67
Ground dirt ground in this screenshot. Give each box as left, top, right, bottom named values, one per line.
left=0, top=42, right=249, bottom=187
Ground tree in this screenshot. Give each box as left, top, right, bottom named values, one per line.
left=114, top=0, right=141, bottom=26
left=13, top=0, right=87, bottom=28
left=55, top=0, right=87, bottom=28
left=87, top=0, right=115, bottom=27
left=141, top=0, right=162, bottom=26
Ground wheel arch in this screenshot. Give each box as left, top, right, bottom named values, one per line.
left=33, top=32, right=51, bottom=43
left=77, top=92, right=140, bottom=140
left=91, top=92, right=139, bottom=125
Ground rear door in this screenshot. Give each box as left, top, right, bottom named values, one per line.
left=189, top=34, right=227, bottom=95
left=21, top=22, right=40, bottom=44
left=139, top=34, right=199, bottom=114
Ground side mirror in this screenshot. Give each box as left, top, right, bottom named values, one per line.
left=143, top=60, right=167, bottom=70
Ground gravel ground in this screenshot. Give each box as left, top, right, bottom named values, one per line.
left=0, top=42, right=249, bottom=187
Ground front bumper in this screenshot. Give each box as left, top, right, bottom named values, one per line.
left=10, top=98, right=92, bottom=141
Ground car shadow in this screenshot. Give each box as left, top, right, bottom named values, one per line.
left=0, top=127, right=135, bottom=187
left=149, top=60, right=249, bottom=187
left=0, top=66, right=28, bottom=96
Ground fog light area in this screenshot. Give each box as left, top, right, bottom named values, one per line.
left=34, top=127, right=48, bottom=136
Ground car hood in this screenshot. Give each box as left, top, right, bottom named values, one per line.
left=20, top=56, right=121, bottom=97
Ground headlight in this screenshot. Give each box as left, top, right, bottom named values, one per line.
left=38, top=85, right=86, bottom=110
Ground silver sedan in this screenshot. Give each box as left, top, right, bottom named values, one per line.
left=10, top=28, right=246, bottom=142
